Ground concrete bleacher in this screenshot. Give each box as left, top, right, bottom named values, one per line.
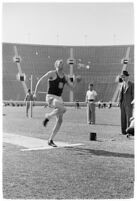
left=2, top=43, right=134, bottom=102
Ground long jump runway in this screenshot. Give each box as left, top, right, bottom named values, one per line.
left=3, top=133, right=83, bottom=151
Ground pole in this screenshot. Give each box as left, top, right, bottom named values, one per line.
left=69, top=48, right=74, bottom=102
left=112, top=47, right=131, bottom=102
left=30, top=75, right=33, bottom=118
left=13, top=46, right=28, bottom=94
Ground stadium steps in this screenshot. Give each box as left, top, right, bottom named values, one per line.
left=3, top=43, right=134, bottom=102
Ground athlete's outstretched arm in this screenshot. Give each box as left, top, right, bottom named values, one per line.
left=65, top=75, right=81, bottom=89
left=34, top=71, right=53, bottom=96
left=65, top=75, right=76, bottom=89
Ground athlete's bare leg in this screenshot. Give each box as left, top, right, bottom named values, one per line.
left=45, top=107, right=66, bottom=119
left=43, top=97, right=66, bottom=146
left=48, top=113, right=63, bottom=141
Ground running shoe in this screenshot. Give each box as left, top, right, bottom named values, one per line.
left=48, top=140, right=57, bottom=147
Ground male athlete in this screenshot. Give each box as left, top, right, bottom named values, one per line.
left=34, top=59, right=81, bottom=147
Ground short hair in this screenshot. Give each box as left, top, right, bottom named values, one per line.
left=89, top=83, right=93, bottom=86
left=54, top=59, right=63, bottom=68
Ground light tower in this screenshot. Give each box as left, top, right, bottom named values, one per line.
left=67, top=48, right=76, bottom=102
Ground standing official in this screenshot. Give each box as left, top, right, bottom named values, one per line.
left=85, top=83, right=97, bottom=124
left=118, top=70, right=134, bottom=135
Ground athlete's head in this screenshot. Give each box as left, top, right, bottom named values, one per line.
left=54, top=59, right=64, bottom=70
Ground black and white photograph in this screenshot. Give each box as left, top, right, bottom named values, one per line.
left=2, top=0, right=135, bottom=199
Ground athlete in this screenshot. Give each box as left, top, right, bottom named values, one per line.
left=33, top=59, right=81, bottom=147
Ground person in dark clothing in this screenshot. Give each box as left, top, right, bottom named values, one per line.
left=24, top=89, right=34, bottom=117
left=75, top=100, right=80, bottom=109
left=118, top=70, right=134, bottom=135
left=126, top=99, right=134, bottom=137
left=34, top=59, right=80, bottom=147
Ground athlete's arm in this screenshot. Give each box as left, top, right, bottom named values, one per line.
left=65, top=75, right=77, bottom=89
left=34, top=71, right=55, bottom=96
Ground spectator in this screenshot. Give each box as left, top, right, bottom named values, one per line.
left=24, top=89, right=34, bottom=117
left=126, top=99, right=135, bottom=137
left=75, top=100, right=80, bottom=109
left=108, top=101, right=112, bottom=109
left=98, top=100, right=101, bottom=109
left=103, top=102, right=106, bottom=108
left=118, top=70, right=134, bottom=135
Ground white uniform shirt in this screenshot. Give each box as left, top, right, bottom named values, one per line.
left=86, top=90, right=97, bottom=101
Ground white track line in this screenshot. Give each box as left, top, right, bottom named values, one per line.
left=3, top=133, right=83, bottom=151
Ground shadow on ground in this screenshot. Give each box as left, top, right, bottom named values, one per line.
left=65, top=147, right=134, bottom=158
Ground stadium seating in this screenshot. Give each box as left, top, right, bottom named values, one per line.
left=2, top=43, right=134, bottom=102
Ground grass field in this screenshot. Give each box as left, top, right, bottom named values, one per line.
left=2, top=106, right=134, bottom=199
